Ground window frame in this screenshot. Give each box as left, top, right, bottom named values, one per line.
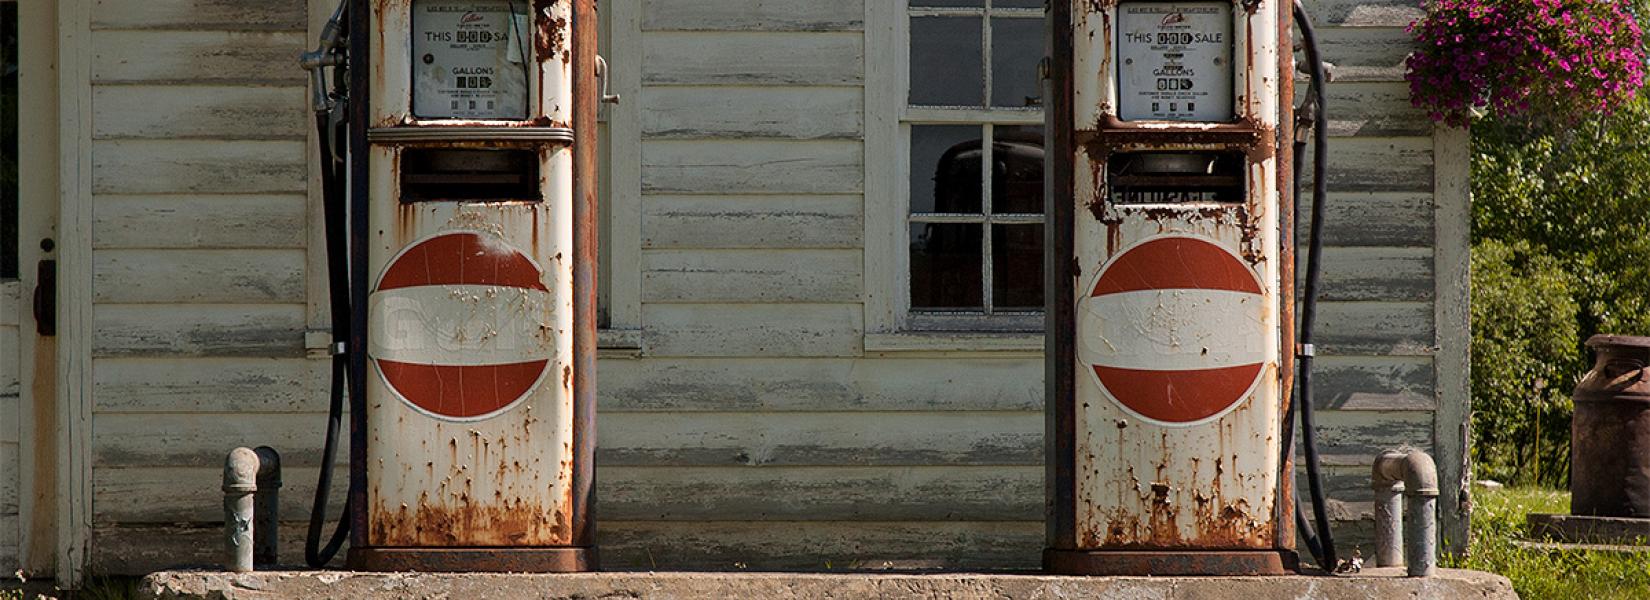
left=864, top=0, right=1048, bottom=338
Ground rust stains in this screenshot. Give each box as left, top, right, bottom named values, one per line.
left=532, top=0, right=570, bottom=64
left=371, top=498, right=572, bottom=547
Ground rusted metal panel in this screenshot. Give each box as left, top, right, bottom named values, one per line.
left=349, top=0, right=590, bottom=561
left=1050, top=0, right=1289, bottom=566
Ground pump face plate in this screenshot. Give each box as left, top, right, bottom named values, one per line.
left=1077, top=234, right=1266, bottom=426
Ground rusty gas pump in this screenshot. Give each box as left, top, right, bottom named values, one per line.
left=1044, top=0, right=1338, bottom=575
left=301, top=0, right=603, bottom=572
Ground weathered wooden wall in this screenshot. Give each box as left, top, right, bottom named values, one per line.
left=1, top=282, right=19, bottom=571
left=60, top=0, right=1460, bottom=574
left=83, top=0, right=318, bottom=573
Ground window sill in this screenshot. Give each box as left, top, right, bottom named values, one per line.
left=863, top=331, right=1045, bottom=355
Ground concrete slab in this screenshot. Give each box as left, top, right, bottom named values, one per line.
left=141, top=568, right=1517, bottom=600
left=1528, top=513, right=1650, bottom=545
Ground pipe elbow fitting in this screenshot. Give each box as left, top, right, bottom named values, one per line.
left=224, top=447, right=260, bottom=493
left=1373, top=449, right=1440, bottom=497
left=254, top=446, right=283, bottom=489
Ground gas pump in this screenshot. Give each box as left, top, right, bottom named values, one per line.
left=1044, top=0, right=1338, bottom=575
left=300, top=0, right=603, bottom=572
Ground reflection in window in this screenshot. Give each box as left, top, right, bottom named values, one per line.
left=908, top=125, right=1044, bottom=315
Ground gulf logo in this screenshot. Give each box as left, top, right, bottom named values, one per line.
left=1076, top=234, right=1268, bottom=427
left=368, top=231, right=556, bottom=421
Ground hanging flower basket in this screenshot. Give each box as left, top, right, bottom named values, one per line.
left=1406, top=0, right=1647, bottom=127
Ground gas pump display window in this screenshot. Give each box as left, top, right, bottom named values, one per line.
left=1115, top=1, right=1234, bottom=122
left=411, top=0, right=531, bottom=120
left=1107, top=152, right=1245, bottom=205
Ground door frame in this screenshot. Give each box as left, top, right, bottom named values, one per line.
left=15, top=0, right=91, bottom=585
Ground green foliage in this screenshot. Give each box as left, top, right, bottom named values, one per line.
left=1445, top=487, right=1650, bottom=599
left=1470, top=94, right=1650, bottom=487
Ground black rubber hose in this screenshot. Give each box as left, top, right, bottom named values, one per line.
left=305, top=106, right=352, bottom=569
left=1293, top=0, right=1339, bottom=572
left=1289, top=128, right=1328, bottom=569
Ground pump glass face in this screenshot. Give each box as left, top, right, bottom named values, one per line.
left=411, top=0, right=532, bottom=120
left=1115, top=1, right=1234, bottom=122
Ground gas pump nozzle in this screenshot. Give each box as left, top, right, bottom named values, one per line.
left=301, top=1, right=349, bottom=114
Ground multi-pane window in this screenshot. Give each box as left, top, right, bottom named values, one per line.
left=2, top=1, right=16, bottom=279
left=906, top=0, right=1045, bottom=330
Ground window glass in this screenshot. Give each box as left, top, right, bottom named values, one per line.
left=911, top=125, right=985, bottom=214
left=991, top=17, right=1044, bottom=108
left=909, top=16, right=983, bottom=106
left=910, top=223, right=984, bottom=310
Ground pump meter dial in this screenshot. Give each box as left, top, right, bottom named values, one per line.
left=411, top=0, right=532, bottom=120
left=1116, top=1, right=1234, bottom=122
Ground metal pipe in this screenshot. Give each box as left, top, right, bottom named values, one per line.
left=1372, top=479, right=1404, bottom=568
left=224, top=447, right=258, bottom=572
left=253, top=446, right=282, bottom=567
left=570, top=0, right=600, bottom=554
left=1372, top=449, right=1440, bottom=577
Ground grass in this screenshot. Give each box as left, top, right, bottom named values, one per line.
left=1445, top=486, right=1650, bottom=599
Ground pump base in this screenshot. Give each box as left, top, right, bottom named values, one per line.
left=1044, top=548, right=1294, bottom=576
left=347, top=547, right=597, bottom=572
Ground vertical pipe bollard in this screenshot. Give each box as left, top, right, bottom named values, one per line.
left=224, top=447, right=283, bottom=572
left=253, top=446, right=282, bottom=567
left=1372, top=478, right=1404, bottom=568
left=224, top=448, right=259, bottom=572
left=1372, top=449, right=1439, bottom=577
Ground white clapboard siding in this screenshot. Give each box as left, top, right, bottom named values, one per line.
left=97, top=464, right=1040, bottom=524
left=1313, top=356, right=1436, bottom=411
left=643, top=304, right=864, bottom=357
left=643, top=140, right=864, bottom=195
left=90, top=520, right=1044, bottom=575
left=1315, top=27, right=1412, bottom=82
left=93, top=249, right=307, bottom=304
left=92, top=304, right=306, bottom=359
left=92, top=140, right=307, bottom=195
left=1313, top=0, right=1425, bottom=27
left=642, top=0, right=864, bottom=32
left=1307, top=136, right=1433, bottom=192
left=643, top=32, right=864, bottom=86
left=1318, top=81, right=1430, bottom=137
left=601, top=357, right=1042, bottom=412
left=94, top=357, right=329, bottom=413
left=93, top=85, right=307, bottom=140
left=641, top=86, right=863, bottom=140
left=1, top=284, right=16, bottom=572
left=0, top=326, right=16, bottom=398
left=91, top=411, right=1042, bottom=469
left=1297, top=246, right=1433, bottom=302
left=91, top=30, right=308, bottom=85
left=0, top=516, right=16, bottom=573
left=642, top=249, right=862, bottom=303
left=90, top=0, right=307, bottom=32
left=94, top=195, right=308, bottom=250
left=1314, top=301, right=1435, bottom=356
left=642, top=195, right=863, bottom=250
left=1295, top=192, right=1433, bottom=248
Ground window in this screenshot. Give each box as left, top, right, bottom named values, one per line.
left=2, top=0, right=16, bottom=279
left=901, top=0, right=1045, bottom=331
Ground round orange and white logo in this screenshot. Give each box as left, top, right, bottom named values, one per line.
left=368, top=231, right=555, bottom=421
left=1077, top=234, right=1267, bottom=427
